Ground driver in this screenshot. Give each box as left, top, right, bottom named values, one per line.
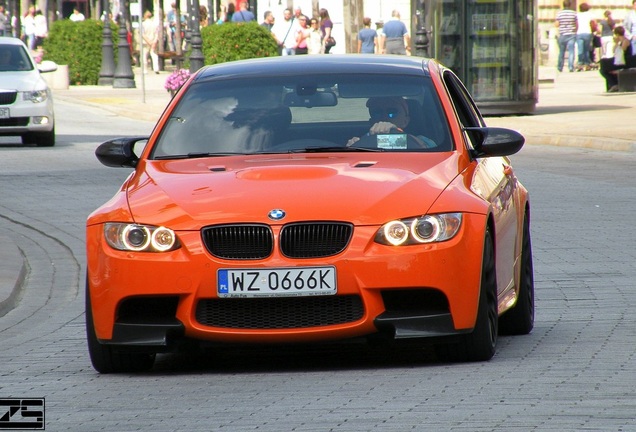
left=347, top=96, right=436, bottom=148
left=0, top=48, right=11, bottom=65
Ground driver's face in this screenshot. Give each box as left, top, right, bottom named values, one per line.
left=368, top=104, right=409, bottom=129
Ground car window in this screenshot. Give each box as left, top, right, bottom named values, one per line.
left=151, top=74, right=453, bottom=158
left=0, top=45, right=34, bottom=72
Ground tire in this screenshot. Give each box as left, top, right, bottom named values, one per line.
left=34, top=127, right=56, bottom=147
left=499, top=213, right=535, bottom=335
left=21, top=133, right=35, bottom=145
left=21, top=127, right=55, bottom=147
left=436, top=227, right=498, bottom=362
left=85, top=278, right=155, bottom=373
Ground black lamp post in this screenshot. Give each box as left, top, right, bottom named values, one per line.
left=98, top=6, right=115, bottom=86
left=414, top=0, right=431, bottom=58
left=189, top=0, right=204, bottom=73
left=113, top=14, right=136, bottom=88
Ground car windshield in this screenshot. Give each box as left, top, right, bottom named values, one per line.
left=0, top=45, right=35, bottom=72
left=151, top=74, right=452, bottom=158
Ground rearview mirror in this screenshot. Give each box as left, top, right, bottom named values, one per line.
left=283, top=91, right=337, bottom=108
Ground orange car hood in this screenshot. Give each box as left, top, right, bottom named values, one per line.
left=126, top=153, right=466, bottom=229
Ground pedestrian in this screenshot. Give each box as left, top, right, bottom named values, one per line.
left=199, top=6, right=208, bottom=27
left=555, top=0, right=577, bottom=73
left=575, top=2, right=593, bottom=71
left=623, top=0, right=636, bottom=56
left=357, top=17, right=377, bottom=54
left=141, top=10, right=159, bottom=74
left=225, top=2, right=235, bottom=22
left=382, top=10, right=410, bottom=55
left=0, top=6, right=8, bottom=37
left=307, top=17, right=322, bottom=54
left=599, top=25, right=632, bottom=92
left=272, top=7, right=299, bottom=56
left=22, top=6, right=36, bottom=51
left=69, top=7, right=85, bottom=22
left=319, top=8, right=334, bottom=54
left=375, top=20, right=385, bottom=54
left=231, top=2, right=255, bottom=23
left=599, top=10, right=616, bottom=60
left=295, top=15, right=310, bottom=55
left=34, top=9, right=47, bottom=49
left=260, top=10, right=274, bottom=32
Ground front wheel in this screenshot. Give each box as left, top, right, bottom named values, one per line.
left=436, top=227, right=498, bottom=362
left=86, top=278, right=155, bottom=373
left=499, top=212, right=534, bottom=335
left=22, top=127, right=55, bottom=147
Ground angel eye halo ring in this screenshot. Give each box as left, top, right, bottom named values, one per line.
left=375, top=213, right=462, bottom=246
left=104, top=223, right=179, bottom=252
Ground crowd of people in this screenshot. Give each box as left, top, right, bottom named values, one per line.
left=0, top=2, right=412, bottom=75
left=0, top=5, right=48, bottom=51
left=555, top=0, right=636, bottom=92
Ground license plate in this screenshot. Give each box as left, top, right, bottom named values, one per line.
left=0, top=108, right=9, bottom=119
left=217, top=266, right=337, bottom=298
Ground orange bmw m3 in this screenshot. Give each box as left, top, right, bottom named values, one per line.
left=86, top=55, right=534, bottom=373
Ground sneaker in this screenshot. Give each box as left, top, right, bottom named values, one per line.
left=608, top=85, right=620, bottom=92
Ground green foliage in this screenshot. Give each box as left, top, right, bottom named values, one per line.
left=201, top=22, right=278, bottom=65
left=43, top=19, right=118, bottom=86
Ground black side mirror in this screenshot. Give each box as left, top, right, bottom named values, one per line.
left=465, top=127, right=525, bottom=158
left=95, top=137, right=149, bottom=168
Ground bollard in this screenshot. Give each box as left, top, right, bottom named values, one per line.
left=98, top=13, right=116, bottom=86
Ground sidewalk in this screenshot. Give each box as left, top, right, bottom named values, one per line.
left=2, top=63, right=636, bottom=315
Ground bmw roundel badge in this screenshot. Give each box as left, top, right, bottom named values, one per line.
left=268, top=209, right=286, bottom=220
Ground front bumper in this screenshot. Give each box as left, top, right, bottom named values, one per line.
left=86, top=213, right=486, bottom=348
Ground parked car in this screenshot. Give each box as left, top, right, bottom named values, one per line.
left=86, top=55, right=534, bottom=373
left=0, top=37, right=56, bottom=147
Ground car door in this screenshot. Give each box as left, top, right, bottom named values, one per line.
left=442, top=70, right=519, bottom=299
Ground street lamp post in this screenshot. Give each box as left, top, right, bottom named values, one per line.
left=189, top=0, right=204, bottom=73
left=113, top=14, right=136, bottom=88
left=413, top=0, right=431, bottom=58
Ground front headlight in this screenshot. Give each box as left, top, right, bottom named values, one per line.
left=375, top=213, right=462, bottom=246
left=104, top=223, right=180, bottom=252
left=22, top=90, right=48, bottom=103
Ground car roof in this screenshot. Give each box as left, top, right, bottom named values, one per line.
left=195, top=55, right=435, bottom=82
left=0, top=37, right=28, bottom=48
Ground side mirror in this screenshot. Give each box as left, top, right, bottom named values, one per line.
left=37, top=60, right=58, bottom=73
left=95, top=137, right=149, bottom=168
left=465, top=127, right=525, bottom=158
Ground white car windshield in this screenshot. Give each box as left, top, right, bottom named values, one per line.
left=0, top=45, right=35, bottom=72
left=151, top=74, right=452, bottom=158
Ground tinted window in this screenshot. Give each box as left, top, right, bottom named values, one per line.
left=0, top=45, right=34, bottom=72
left=152, top=74, right=452, bottom=158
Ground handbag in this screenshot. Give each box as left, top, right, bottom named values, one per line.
left=325, top=36, right=336, bottom=48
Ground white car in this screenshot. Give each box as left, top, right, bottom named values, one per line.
left=0, top=37, right=56, bottom=147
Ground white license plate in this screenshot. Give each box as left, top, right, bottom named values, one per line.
left=0, top=108, right=9, bottom=119
left=217, top=266, right=337, bottom=298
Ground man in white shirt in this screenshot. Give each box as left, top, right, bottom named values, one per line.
left=271, top=8, right=300, bottom=56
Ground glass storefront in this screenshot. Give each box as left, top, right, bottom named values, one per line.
left=424, top=0, right=537, bottom=114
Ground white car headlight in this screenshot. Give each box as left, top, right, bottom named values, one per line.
left=375, top=213, right=462, bottom=246
left=22, top=90, right=48, bottom=103
left=104, top=223, right=179, bottom=252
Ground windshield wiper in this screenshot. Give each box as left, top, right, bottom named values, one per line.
left=154, top=152, right=247, bottom=160
left=290, top=146, right=382, bottom=153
